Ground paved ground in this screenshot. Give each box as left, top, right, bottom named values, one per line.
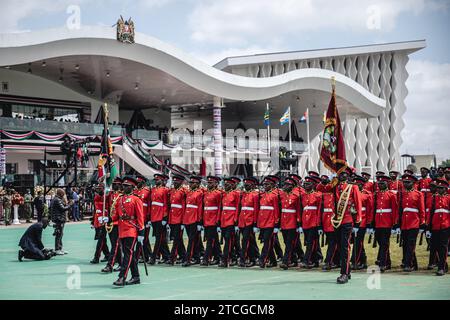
left=1, top=222, right=449, bottom=300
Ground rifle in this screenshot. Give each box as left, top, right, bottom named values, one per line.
left=397, top=190, right=403, bottom=247
left=426, top=194, right=437, bottom=252
left=419, top=231, right=424, bottom=246
left=371, top=190, right=377, bottom=248
left=320, top=194, right=325, bottom=247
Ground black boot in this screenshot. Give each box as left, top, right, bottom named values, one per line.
left=113, top=265, right=121, bottom=272
left=182, top=261, right=191, bottom=267
left=101, top=255, right=109, bottom=263
left=279, top=263, right=288, bottom=270
left=322, top=264, right=331, bottom=271
left=113, top=277, right=126, bottom=286
left=126, top=277, right=141, bottom=285
left=90, top=258, right=100, bottom=264
left=337, top=274, right=349, bottom=284
left=18, top=250, right=24, bottom=262
left=200, top=260, right=209, bottom=266
left=436, top=269, right=445, bottom=276
left=218, top=261, right=228, bottom=268
left=246, top=260, right=256, bottom=268
left=101, top=265, right=113, bottom=273
left=148, top=257, right=156, bottom=265
left=267, top=261, right=277, bottom=268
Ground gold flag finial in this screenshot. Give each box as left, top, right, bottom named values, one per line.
left=331, top=76, right=336, bottom=91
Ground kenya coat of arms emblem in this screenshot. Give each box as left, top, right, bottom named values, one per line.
left=116, top=16, right=135, bottom=44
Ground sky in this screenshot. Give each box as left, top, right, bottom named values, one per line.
left=1, top=0, right=450, bottom=161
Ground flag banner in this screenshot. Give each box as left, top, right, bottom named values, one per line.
left=264, top=108, right=270, bottom=126
left=299, top=110, right=308, bottom=123
left=320, top=89, right=348, bottom=174
left=280, top=107, right=290, bottom=125
left=97, top=104, right=118, bottom=184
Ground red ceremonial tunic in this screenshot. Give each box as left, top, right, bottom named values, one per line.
left=94, top=194, right=109, bottom=228
left=108, top=191, right=122, bottom=226
left=220, top=190, right=240, bottom=228
left=334, top=183, right=362, bottom=226
left=399, top=189, right=425, bottom=230
left=369, top=190, right=398, bottom=228
left=168, top=187, right=187, bottom=225
left=300, top=191, right=322, bottom=230
left=360, top=190, right=373, bottom=228
left=418, top=178, right=432, bottom=193
left=257, top=190, right=280, bottom=229
left=363, top=181, right=375, bottom=193
left=279, top=190, right=300, bottom=230
left=316, top=183, right=333, bottom=193
left=203, top=189, right=223, bottom=227
left=321, top=192, right=335, bottom=233
left=183, top=188, right=204, bottom=225
left=134, top=187, right=151, bottom=221
left=426, top=194, right=450, bottom=231
left=293, top=186, right=305, bottom=197
left=112, top=194, right=144, bottom=238
left=238, top=190, right=259, bottom=228
left=150, top=186, right=169, bottom=223
left=389, top=180, right=404, bottom=194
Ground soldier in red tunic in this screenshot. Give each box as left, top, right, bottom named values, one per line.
left=316, top=174, right=333, bottom=193
left=91, top=184, right=110, bottom=264
left=110, top=176, right=145, bottom=286
left=418, top=167, right=432, bottom=194
left=133, top=176, right=152, bottom=263
left=299, top=175, right=322, bottom=269
left=218, top=178, right=241, bottom=268
left=238, top=177, right=260, bottom=267
left=368, top=174, right=398, bottom=273
left=361, top=172, right=375, bottom=193
left=398, top=174, right=426, bottom=272
left=149, top=174, right=170, bottom=264
left=389, top=170, right=403, bottom=194
left=425, top=180, right=438, bottom=269
left=333, top=169, right=362, bottom=284
left=182, top=176, right=204, bottom=267
left=167, top=174, right=187, bottom=265
left=426, top=179, right=450, bottom=276
left=101, top=177, right=123, bottom=273
left=279, top=178, right=301, bottom=270
left=321, top=179, right=339, bottom=271
left=256, top=176, right=280, bottom=268
left=201, top=176, right=223, bottom=266
left=287, top=174, right=305, bottom=263
left=288, top=174, right=304, bottom=197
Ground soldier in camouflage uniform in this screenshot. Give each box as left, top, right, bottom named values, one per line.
left=24, top=189, right=33, bottom=223
left=2, top=190, right=12, bottom=226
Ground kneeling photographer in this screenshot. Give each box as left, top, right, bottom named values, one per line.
left=18, top=217, right=56, bottom=261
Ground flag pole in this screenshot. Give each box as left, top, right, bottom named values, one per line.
left=288, top=106, right=292, bottom=171
left=266, top=102, right=271, bottom=168
left=306, top=107, right=310, bottom=172
left=102, top=103, right=108, bottom=223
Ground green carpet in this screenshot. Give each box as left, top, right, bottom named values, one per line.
left=1, top=223, right=449, bottom=300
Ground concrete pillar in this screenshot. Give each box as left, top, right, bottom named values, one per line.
left=213, top=97, right=223, bottom=176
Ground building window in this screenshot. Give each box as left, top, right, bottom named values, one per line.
left=6, top=163, right=18, bottom=174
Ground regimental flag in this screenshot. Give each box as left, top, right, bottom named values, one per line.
left=97, top=103, right=118, bottom=185
left=320, top=88, right=348, bottom=174
left=299, top=110, right=308, bottom=123
left=280, top=107, right=290, bottom=125
left=264, top=107, right=270, bottom=126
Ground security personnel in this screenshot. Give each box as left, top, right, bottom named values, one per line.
left=389, top=170, right=403, bottom=194
left=256, top=176, right=280, bottom=268
left=333, top=169, right=362, bottom=284
left=149, top=174, right=170, bottom=264
left=134, top=176, right=152, bottom=263
left=201, top=176, right=223, bottom=266
left=322, top=178, right=339, bottom=271
left=425, top=180, right=438, bottom=269
left=351, top=175, right=373, bottom=270
left=316, top=175, right=333, bottom=193
left=399, top=174, right=426, bottom=272
left=182, top=176, right=204, bottom=267
left=167, top=174, right=187, bottom=265
left=361, top=172, right=375, bottom=193
left=279, top=178, right=301, bottom=270
left=91, top=184, right=110, bottom=264
left=368, top=174, right=398, bottom=273
left=288, top=174, right=305, bottom=197
left=218, top=178, right=241, bottom=268
left=101, top=177, right=123, bottom=273
left=426, top=179, right=450, bottom=276
left=110, top=176, right=144, bottom=286
left=24, top=189, right=33, bottom=223
left=299, top=175, right=322, bottom=269
left=238, top=177, right=260, bottom=267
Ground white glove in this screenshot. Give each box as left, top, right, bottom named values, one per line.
left=391, top=228, right=397, bottom=235
left=181, top=225, right=185, bottom=231
left=426, top=231, right=432, bottom=239
left=235, top=226, right=239, bottom=233
left=395, top=228, right=401, bottom=235
left=166, top=224, right=171, bottom=232
left=197, top=225, right=203, bottom=232
left=146, top=221, right=152, bottom=228
left=366, top=228, right=374, bottom=235
left=162, top=220, right=167, bottom=226
left=273, top=228, right=279, bottom=234
left=318, top=229, right=323, bottom=236
left=297, top=227, right=303, bottom=234
left=352, top=228, right=359, bottom=234
left=102, top=216, right=109, bottom=223
left=253, top=227, right=259, bottom=233
left=97, top=216, right=104, bottom=224
left=137, top=236, right=144, bottom=245
left=217, top=227, right=221, bottom=233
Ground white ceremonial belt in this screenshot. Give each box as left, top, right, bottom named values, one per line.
left=362, top=207, right=367, bottom=211
left=241, top=207, right=254, bottom=211
left=404, top=208, right=419, bottom=213
left=420, top=189, right=430, bottom=192
left=223, top=206, right=237, bottom=210
left=152, top=201, right=164, bottom=207
left=186, top=204, right=198, bottom=209
left=304, top=206, right=318, bottom=210
left=205, top=206, right=219, bottom=211
left=323, top=208, right=333, bottom=213
left=435, top=209, right=450, bottom=214
left=260, top=206, right=274, bottom=210
left=376, top=209, right=392, bottom=213
left=96, top=210, right=102, bottom=213
left=143, top=203, right=148, bottom=207
left=282, top=209, right=296, bottom=213
left=171, top=204, right=182, bottom=209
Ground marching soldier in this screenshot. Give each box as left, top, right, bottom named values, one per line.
left=321, top=179, right=339, bottom=271
left=238, top=177, right=260, bottom=267
left=350, top=175, right=372, bottom=270
left=218, top=178, right=241, bottom=268
left=361, top=172, right=375, bottom=193
left=398, top=174, right=426, bottom=272
left=201, top=176, right=223, bottom=266
left=426, top=179, right=449, bottom=276
left=101, top=177, right=123, bottom=273
left=91, top=184, right=110, bottom=264
left=368, top=174, right=398, bottom=273
left=389, top=170, right=403, bottom=194
left=167, top=174, right=187, bottom=265
left=288, top=174, right=305, bottom=197
left=333, top=169, right=362, bottom=284
left=149, top=174, right=171, bottom=264
left=316, top=174, right=333, bottom=193
left=182, top=176, right=204, bottom=267
left=287, top=174, right=305, bottom=263
left=279, top=178, right=301, bottom=270
left=263, top=175, right=284, bottom=261
left=256, top=176, right=280, bottom=268
left=110, top=176, right=145, bottom=286
left=134, top=176, right=152, bottom=263
left=425, top=180, right=439, bottom=269
left=299, top=175, right=322, bottom=269
left=418, top=167, right=432, bottom=194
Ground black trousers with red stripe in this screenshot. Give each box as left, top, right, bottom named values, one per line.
left=152, top=221, right=170, bottom=261
left=169, top=224, right=186, bottom=262
left=375, top=228, right=392, bottom=268
left=324, top=231, right=340, bottom=266
left=184, top=223, right=201, bottom=263
left=432, top=228, right=449, bottom=271
left=337, top=223, right=353, bottom=276
left=221, top=226, right=236, bottom=265
left=401, top=228, right=419, bottom=269
left=204, top=226, right=221, bottom=262
left=140, top=225, right=153, bottom=261
left=281, top=229, right=297, bottom=265
left=259, top=228, right=277, bottom=265
left=106, top=225, right=121, bottom=267
left=351, top=227, right=367, bottom=266
left=240, top=226, right=260, bottom=262
left=303, top=227, right=320, bottom=265
left=118, top=237, right=139, bottom=279
left=93, top=226, right=109, bottom=260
